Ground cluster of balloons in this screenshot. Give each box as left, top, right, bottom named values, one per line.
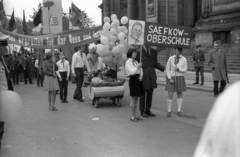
left=96, top=14, right=132, bottom=69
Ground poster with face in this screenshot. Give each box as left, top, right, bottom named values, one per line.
left=127, top=20, right=145, bottom=45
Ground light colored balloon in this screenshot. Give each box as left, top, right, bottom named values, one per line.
left=110, top=28, right=117, bottom=35
left=121, top=53, right=127, bottom=62
left=104, top=17, right=110, bottom=23
left=109, top=41, right=115, bottom=49
left=104, top=44, right=109, bottom=51
left=109, top=35, right=117, bottom=42
left=102, top=30, right=111, bottom=38
left=117, top=26, right=123, bottom=33
left=105, top=50, right=112, bottom=56
left=124, top=30, right=129, bottom=36
left=105, top=55, right=113, bottom=63
left=117, top=44, right=126, bottom=53
left=104, top=22, right=111, bottom=30
left=98, top=50, right=106, bottom=57
left=112, top=46, right=120, bottom=54
left=120, top=16, right=129, bottom=25
left=96, top=44, right=105, bottom=53
left=100, top=36, right=109, bottom=45
left=111, top=14, right=117, bottom=21
left=122, top=26, right=128, bottom=31
left=113, top=19, right=120, bottom=28
left=117, top=58, right=124, bottom=67
left=113, top=57, right=118, bottom=65
left=0, top=91, right=22, bottom=122
left=118, top=32, right=125, bottom=41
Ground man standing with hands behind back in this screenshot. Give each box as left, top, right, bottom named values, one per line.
left=56, top=52, right=70, bottom=103
left=136, top=45, right=165, bottom=118
left=72, top=46, right=90, bottom=102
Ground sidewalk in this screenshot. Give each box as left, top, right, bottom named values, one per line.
left=117, top=69, right=240, bottom=92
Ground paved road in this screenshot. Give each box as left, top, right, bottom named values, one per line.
left=1, top=79, right=216, bottom=157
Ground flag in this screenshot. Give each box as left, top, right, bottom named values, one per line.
left=33, top=7, right=42, bottom=26
left=23, top=10, right=27, bottom=35
left=62, top=36, right=74, bottom=64
left=8, top=10, right=15, bottom=32
left=71, top=2, right=83, bottom=25
left=0, top=0, right=6, bottom=21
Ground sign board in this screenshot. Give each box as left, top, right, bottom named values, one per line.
left=127, top=20, right=192, bottom=48
left=42, top=0, right=63, bottom=34
left=0, top=26, right=102, bottom=49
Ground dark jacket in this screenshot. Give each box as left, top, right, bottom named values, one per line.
left=43, top=60, right=58, bottom=77
left=192, top=49, right=205, bottom=67
left=136, top=47, right=165, bottom=90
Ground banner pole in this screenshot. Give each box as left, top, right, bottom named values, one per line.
left=140, top=46, right=142, bottom=63
left=52, top=34, right=55, bottom=72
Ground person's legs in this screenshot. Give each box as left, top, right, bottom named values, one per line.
left=213, top=81, right=219, bottom=96
left=130, top=96, right=138, bottom=122
left=52, top=91, right=57, bottom=111
left=167, top=92, right=174, bottom=117
left=63, top=76, right=68, bottom=102
left=48, top=91, right=53, bottom=110
left=78, top=73, right=84, bottom=101
left=59, top=78, right=64, bottom=102
left=145, top=89, right=154, bottom=116
left=177, top=92, right=183, bottom=117
left=219, top=80, right=227, bottom=94
left=193, top=67, right=200, bottom=84
left=200, top=66, right=204, bottom=85
left=24, top=69, right=28, bottom=84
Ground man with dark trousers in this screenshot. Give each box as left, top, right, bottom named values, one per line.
left=56, top=52, right=70, bottom=103
left=136, top=45, right=165, bottom=117
left=192, top=44, right=205, bottom=85
left=23, top=53, right=33, bottom=84
left=72, top=46, right=90, bottom=102
left=11, top=51, right=19, bottom=85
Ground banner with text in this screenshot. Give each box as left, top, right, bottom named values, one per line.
left=144, top=22, right=192, bottom=48
left=0, top=26, right=102, bottom=49
left=127, top=20, right=192, bottom=48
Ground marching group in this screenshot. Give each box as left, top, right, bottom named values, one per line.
left=5, top=40, right=228, bottom=122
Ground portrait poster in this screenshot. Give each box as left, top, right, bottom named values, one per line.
left=42, top=0, right=63, bottom=34
left=127, top=20, right=145, bottom=45
left=147, top=0, right=156, bottom=18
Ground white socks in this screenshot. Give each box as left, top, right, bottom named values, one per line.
left=167, top=99, right=172, bottom=112
left=177, top=99, right=182, bottom=112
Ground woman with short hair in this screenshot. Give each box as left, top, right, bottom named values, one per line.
left=125, top=48, right=144, bottom=122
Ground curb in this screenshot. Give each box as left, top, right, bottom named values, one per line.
left=118, top=76, right=213, bottom=93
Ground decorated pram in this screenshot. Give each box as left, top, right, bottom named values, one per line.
left=88, top=69, right=125, bottom=108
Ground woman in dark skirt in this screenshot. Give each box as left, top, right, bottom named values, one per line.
left=165, top=48, right=187, bottom=117
left=125, top=48, right=144, bottom=122
left=43, top=52, right=59, bottom=111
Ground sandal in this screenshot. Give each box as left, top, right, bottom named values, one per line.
left=52, top=107, right=58, bottom=111
left=177, top=112, right=182, bottom=117
left=130, top=117, right=138, bottom=122
left=167, top=112, right=171, bottom=117
left=49, top=106, right=54, bottom=111
left=135, top=116, right=143, bottom=120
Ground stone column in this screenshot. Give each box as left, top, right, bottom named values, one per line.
left=127, top=0, right=138, bottom=20
left=138, top=0, right=146, bottom=21
left=184, top=0, right=195, bottom=26
left=103, top=0, right=111, bottom=18
left=111, top=0, right=121, bottom=19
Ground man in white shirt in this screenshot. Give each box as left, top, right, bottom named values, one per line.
left=71, top=46, right=90, bottom=102
left=56, top=52, right=70, bottom=103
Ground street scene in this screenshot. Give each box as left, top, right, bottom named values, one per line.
left=0, top=0, right=240, bottom=157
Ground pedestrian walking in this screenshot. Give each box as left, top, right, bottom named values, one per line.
left=56, top=52, right=70, bottom=103
left=165, top=48, right=187, bottom=117
left=136, top=45, right=165, bottom=118
left=125, top=48, right=144, bottom=122
left=72, top=46, right=90, bottom=102
left=208, top=40, right=228, bottom=97
left=192, top=44, right=205, bottom=85
left=11, top=51, right=19, bottom=85
left=43, top=52, right=59, bottom=111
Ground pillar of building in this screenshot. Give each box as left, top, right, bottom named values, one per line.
left=184, top=0, right=195, bottom=26
left=138, top=0, right=146, bottom=21
left=110, top=0, right=121, bottom=19
left=103, top=0, right=111, bottom=18
left=127, top=0, right=138, bottom=20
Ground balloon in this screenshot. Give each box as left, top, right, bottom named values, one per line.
left=109, top=41, right=115, bottom=49
left=117, top=58, right=124, bottom=67
left=117, top=44, right=126, bottom=53
left=101, top=57, right=106, bottom=63
left=113, top=19, right=120, bottom=27
left=118, top=32, right=125, bottom=41
left=109, top=35, right=117, bottom=42
left=111, top=14, right=117, bottom=21
left=102, top=30, right=111, bottom=38
left=122, top=26, right=128, bottom=31
left=104, top=44, right=109, bottom=51
left=121, top=16, right=129, bottom=25
left=100, top=36, right=109, bottom=45
left=105, top=50, right=112, bottom=56
left=121, top=53, right=127, bottom=62
left=112, top=46, right=120, bottom=55
left=96, top=44, right=105, bottom=53
left=110, top=28, right=117, bottom=35
left=113, top=57, right=118, bottom=65
left=124, top=30, right=129, bottom=36
left=105, top=55, right=113, bottom=63
left=0, top=91, right=22, bottom=122
left=104, top=22, right=111, bottom=30
left=98, top=50, right=105, bottom=57
left=104, top=17, right=110, bottom=23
